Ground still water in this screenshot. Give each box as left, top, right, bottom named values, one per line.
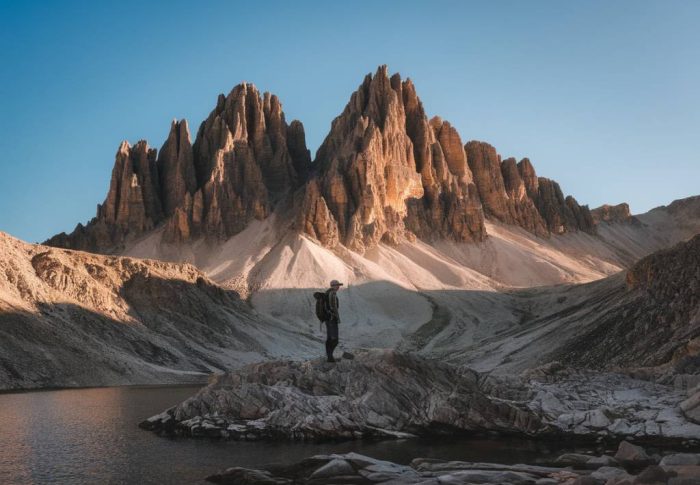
left=0, top=385, right=582, bottom=484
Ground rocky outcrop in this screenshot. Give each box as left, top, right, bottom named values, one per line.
left=591, top=203, right=636, bottom=225
left=140, top=349, right=550, bottom=440
left=47, top=84, right=311, bottom=252
left=546, top=235, right=700, bottom=371
left=141, top=348, right=700, bottom=445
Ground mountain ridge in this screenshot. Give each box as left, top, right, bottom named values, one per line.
left=47, top=66, right=601, bottom=255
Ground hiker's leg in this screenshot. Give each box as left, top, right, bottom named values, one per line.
left=326, top=322, right=338, bottom=361
left=325, top=338, right=333, bottom=359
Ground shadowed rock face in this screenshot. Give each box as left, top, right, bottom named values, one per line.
left=140, top=349, right=549, bottom=440
left=46, top=84, right=311, bottom=251
left=551, top=234, right=700, bottom=370
left=591, top=203, right=635, bottom=224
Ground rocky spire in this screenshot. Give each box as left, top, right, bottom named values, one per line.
left=47, top=83, right=311, bottom=251
left=158, top=119, right=196, bottom=217
left=535, top=178, right=595, bottom=234
left=301, top=66, right=486, bottom=251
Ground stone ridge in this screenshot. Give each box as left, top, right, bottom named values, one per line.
left=46, top=84, right=311, bottom=251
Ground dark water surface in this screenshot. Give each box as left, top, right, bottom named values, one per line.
left=0, top=385, right=585, bottom=484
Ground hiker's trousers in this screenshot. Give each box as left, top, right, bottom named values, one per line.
left=325, top=321, right=339, bottom=341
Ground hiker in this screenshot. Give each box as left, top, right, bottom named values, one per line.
left=314, top=280, right=343, bottom=362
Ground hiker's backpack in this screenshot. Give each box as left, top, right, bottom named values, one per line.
left=313, top=291, right=330, bottom=322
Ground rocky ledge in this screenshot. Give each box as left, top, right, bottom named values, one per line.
left=140, top=350, right=700, bottom=444
left=140, top=349, right=549, bottom=440
left=205, top=444, right=700, bottom=484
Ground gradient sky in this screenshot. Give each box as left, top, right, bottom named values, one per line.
left=1, top=0, right=698, bottom=243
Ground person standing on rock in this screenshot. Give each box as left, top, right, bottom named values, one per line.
left=324, top=280, right=342, bottom=362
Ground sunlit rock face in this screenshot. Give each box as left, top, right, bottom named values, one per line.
left=302, top=66, right=486, bottom=252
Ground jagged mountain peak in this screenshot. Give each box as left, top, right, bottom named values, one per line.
left=49, top=66, right=598, bottom=254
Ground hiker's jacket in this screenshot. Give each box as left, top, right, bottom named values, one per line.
left=326, top=288, right=340, bottom=324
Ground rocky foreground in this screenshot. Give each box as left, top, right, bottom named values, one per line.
left=205, top=443, right=700, bottom=484
left=140, top=349, right=700, bottom=444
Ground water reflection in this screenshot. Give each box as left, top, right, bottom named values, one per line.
left=0, top=385, right=583, bottom=484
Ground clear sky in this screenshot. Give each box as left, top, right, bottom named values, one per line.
left=1, top=0, right=698, bottom=243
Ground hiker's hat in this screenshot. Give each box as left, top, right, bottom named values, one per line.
left=330, top=279, right=343, bottom=287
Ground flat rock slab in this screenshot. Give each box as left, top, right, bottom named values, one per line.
left=206, top=452, right=700, bottom=485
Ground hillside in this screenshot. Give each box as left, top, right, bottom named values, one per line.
left=0, top=232, right=315, bottom=389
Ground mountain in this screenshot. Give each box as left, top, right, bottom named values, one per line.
left=38, top=66, right=700, bottom=361
left=3, top=66, right=699, bottom=391
left=48, top=66, right=600, bottom=256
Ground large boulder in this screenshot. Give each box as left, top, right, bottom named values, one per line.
left=141, top=349, right=550, bottom=441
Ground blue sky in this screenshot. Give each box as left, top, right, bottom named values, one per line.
left=1, top=0, right=698, bottom=243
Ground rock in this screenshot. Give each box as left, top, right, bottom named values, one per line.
left=614, top=441, right=652, bottom=466
left=632, top=464, right=675, bottom=483
left=680, top=389, right=700, bottom=424
left=142, top=349, right=551, bottom=441
left=206, top=467, right=292, bottom=484
left=587, top=455, right=620, bottom=468
left=660, top=465, right=700, bottom=484
left=309, top=458, right=355, bottom=478
left=659, top=454, right=700, bottom=466
left=591, top=203, right=637, bottom=225
left=590, top=466, right=630, bottom=482
left=555, top=453, right=595, bottom=467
